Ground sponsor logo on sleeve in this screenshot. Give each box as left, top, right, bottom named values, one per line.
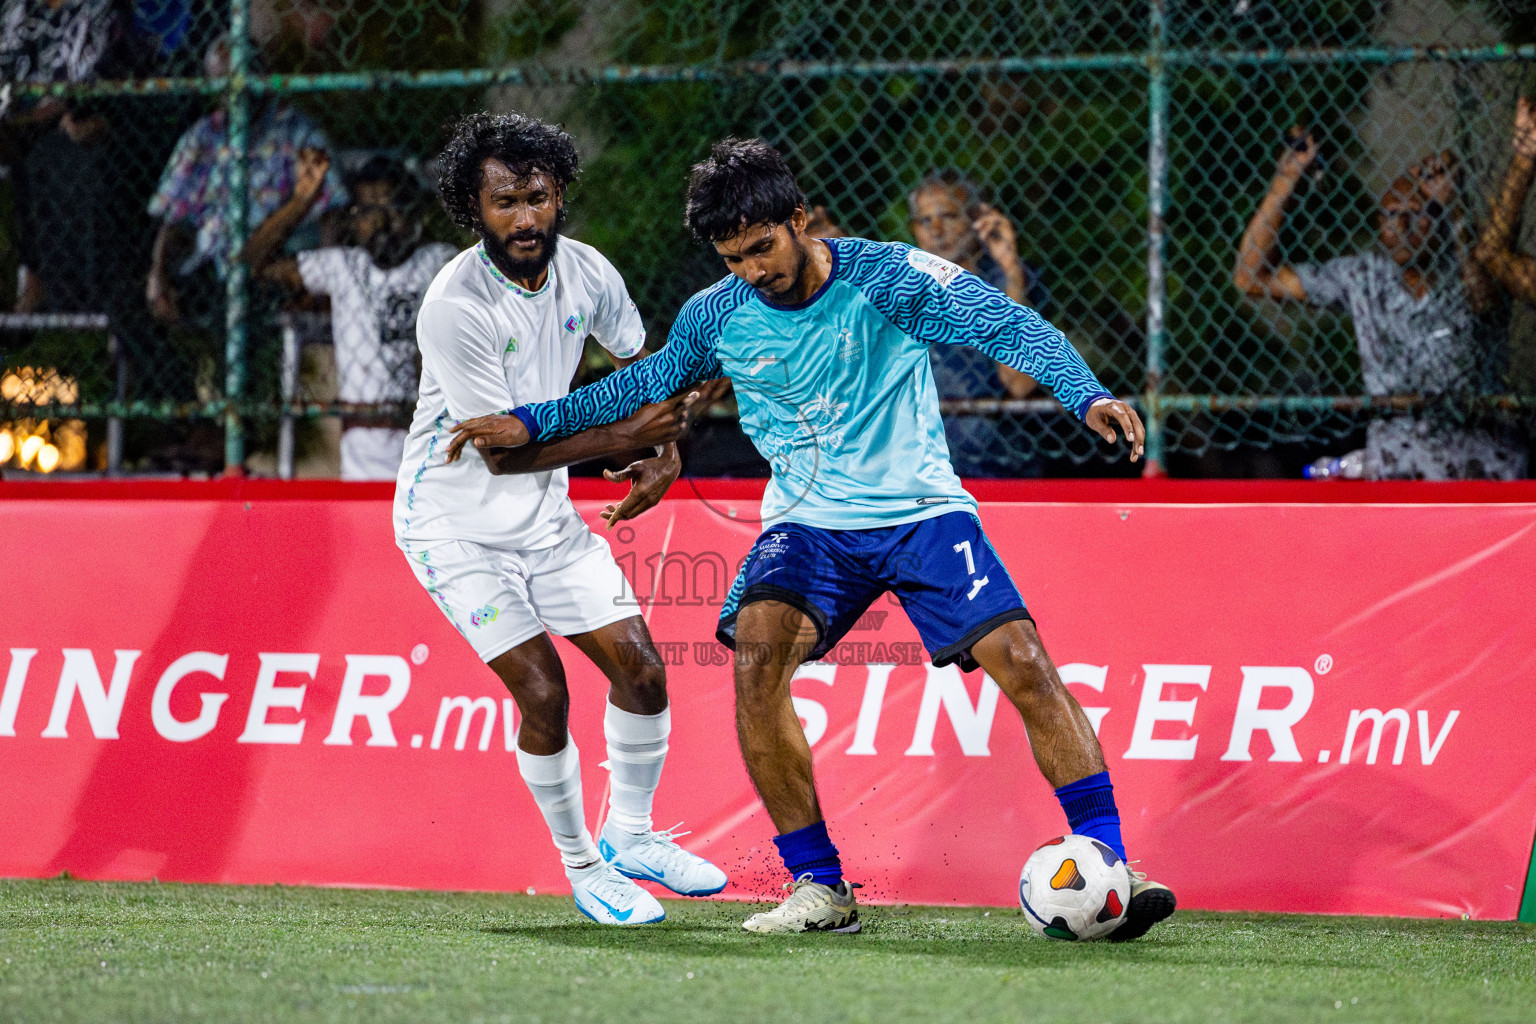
left=906, top=249, right=964, bottom=288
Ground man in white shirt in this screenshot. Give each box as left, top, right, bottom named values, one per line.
left=394, top=112, right=728, bottom=925
left=243, top=153, right=456, bottom=479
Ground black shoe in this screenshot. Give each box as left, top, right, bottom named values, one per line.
left=1108, top=873, right=1176, bottom=942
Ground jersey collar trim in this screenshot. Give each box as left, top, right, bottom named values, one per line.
left=757, top=237, right=841, bottom=312
left=476, top=242, right=553, bottom=298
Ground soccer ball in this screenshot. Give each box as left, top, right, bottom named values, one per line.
left=1018, top=834, right=1130, bottom=941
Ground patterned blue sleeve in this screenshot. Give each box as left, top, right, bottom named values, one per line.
left=515, top=281, right=733, bottom=441
left=843, top=239, right=1113, bottom=420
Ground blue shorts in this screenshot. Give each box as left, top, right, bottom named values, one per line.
left=717, top=510, right=1032, bottom=672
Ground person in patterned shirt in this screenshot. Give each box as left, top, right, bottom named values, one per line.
left=1235, top=133, right=1525, bottom=480
left=145, top=35, right=347, bottom=325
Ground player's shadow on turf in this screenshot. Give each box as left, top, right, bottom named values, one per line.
left=482, top=920, right=1192, bottom=964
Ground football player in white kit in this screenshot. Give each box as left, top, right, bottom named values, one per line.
left=393, top=112, right=728, bottom=925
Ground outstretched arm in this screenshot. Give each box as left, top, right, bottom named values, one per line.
left=1233, top=132, right=1316, bottom=301
left=469, top=381, right=728, bottom=473
left=239, top=147, right=329, bottom=290
left=954, top=290, right=1143, bottom=460
left=447, top=290, right=730, bottom=454
left=866, top=243, right=1144, bottom=459
left=1474, top=96, right=1536, bottom=307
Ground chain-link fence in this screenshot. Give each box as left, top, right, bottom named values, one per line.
left=2, top=0, right=1534, bottom=479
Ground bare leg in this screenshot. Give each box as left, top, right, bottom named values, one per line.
left=488, top=633, right=601, bottom=870
left=970, top=618, right=1106, bottom=788
left=564, top=614, right=668, bottom=715
left=488, top=616, right=666, bottom=754
left=972, top=621, right=1177, bottom=939
left=732, top=600, right=822, bottom=834
left=488, top=633, right=572, bottom=756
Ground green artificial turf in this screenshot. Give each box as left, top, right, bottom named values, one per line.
left=1, top=878, right=1533, bottom=1023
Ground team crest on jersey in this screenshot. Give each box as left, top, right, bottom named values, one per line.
left=838, top=328, right=860, bottom=364
left=564, top=313, right=586, bottom=333
left=505, top=336, right=518, bottom=353
left=755, top=532, right=791, bottom=560
left=907, top=249, right=964, bottom=288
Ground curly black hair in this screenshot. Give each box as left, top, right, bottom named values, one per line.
left=437, top=112, right=581, bottom=232
left=684, top=138, right=806, bottom=244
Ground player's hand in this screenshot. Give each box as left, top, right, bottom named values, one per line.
left=445, top=414, right=530, bottom=463
left=600, top=445, right=682, bottom=529
left=1085, top=398, right=1146, bottom=462
left=1514, top=96, right=1536, bottom=159
left=619, top=378, right=730, bottom=449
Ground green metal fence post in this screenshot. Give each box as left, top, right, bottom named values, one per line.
left=1521, top=825, right=1536, bottom=922
left=1142, top=0, right=1168, bottom=477
left=223, top=0, right=252, bottom=473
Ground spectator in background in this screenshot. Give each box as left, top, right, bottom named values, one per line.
left=808, top=178, right=1053, bottom=477
left=145, top=34, right=347, bottom=325
left=1474, top=95, right=1536, bottom=308
left=1234, top=133, right=1525, bottom=480
left=0, top=0, right=131, bottom=313
left=907, top=171, right=1050, bottom=477
left=242, top=151, right=455, bottom=480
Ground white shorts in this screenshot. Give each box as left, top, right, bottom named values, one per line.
left=403, top=526, right=639, bottom=662
left=341, top=427, right=406, bottom=481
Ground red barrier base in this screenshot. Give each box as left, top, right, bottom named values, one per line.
left=2, top=480, right=1534, bottom=918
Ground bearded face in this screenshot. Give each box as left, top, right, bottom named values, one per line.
left=477, top=201, right=565, bottom=282
left=474, top=161, right=566, bottom=285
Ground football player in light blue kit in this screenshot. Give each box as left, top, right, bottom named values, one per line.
left=447, top=139, right=1176, bottom=938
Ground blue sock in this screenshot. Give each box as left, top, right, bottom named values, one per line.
left=1054, top=771, right=1126, bottom=862
left=772, top=820, right=843, bottom=886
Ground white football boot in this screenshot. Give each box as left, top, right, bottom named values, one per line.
left=741, top=873, right=861, bottom=934
left=599, top=823, right=728, bottom=897
left=568, top=861, right=666, bottom=926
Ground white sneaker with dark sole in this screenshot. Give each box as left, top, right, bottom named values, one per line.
left=599, top=824, right=728, bottom=897
left=742, top=874, right=861, bottom=934
left=568, top=862, right=666, bottom=926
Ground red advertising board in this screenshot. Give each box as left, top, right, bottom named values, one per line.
left=2, top=481, right=1535, bottom=919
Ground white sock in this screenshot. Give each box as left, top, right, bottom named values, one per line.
left=515, top=734, right=600, bottom=870
left=601, top=700, right=670, bottom=848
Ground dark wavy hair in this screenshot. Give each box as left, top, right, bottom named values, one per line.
left=437, top=112, right=581, bottom=233
left=684, top=138, right=806, bottom=244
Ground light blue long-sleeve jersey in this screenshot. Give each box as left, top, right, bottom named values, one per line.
left=514, top=237, right=1113, bottom=530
